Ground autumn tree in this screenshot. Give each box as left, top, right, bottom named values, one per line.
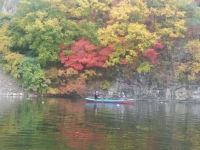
left=97, top=0, right=160, bottom=73
left=176, top=40, right=200, bottom=81
left=9, top=0, right=66, bottom=66
left=60, top=39, right=113, bottom=71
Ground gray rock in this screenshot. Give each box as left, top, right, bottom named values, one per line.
left=0, top=69, right=25, bottom=97
left=175, top=87, right=189, bottom=100
left=1, top=0, right=19, bottom=14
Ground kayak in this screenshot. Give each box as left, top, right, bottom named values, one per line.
left=85, top=97, right=135, bottom=104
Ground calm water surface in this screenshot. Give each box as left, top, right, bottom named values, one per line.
left=0, top=98, right=200, bottom=150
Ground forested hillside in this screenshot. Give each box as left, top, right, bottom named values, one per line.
left=0, top=0, right=200, bottom=96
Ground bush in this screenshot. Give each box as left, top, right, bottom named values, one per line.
left=18, top=58, right=50, bottom=93
left=3, top=51, right=50, bottom=93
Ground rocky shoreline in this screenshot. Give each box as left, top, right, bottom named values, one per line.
left=87, top=79, right=200, bottom=102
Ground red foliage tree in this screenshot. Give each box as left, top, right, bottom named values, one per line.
left=60, top=39, right=113, bottom=71
left=143, top=41, right=164, bottom=64
left=144, top=48, right=159, bottom=64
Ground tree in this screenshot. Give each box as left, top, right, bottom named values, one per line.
left=8, top=0, right=67, bottom=66
left=60, top=39, right=113, bottom=71
left=0, top=24, right=10, bottom=53
left=97, top=0, right=159, bottom=72
left=176, top=40, right=200, bottom=81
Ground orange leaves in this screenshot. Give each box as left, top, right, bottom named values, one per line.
left=55, top=68, right=88, bottom=95
left=59, top=77, right=86, bottom=95
left=58, top=68, right=79, bottom=78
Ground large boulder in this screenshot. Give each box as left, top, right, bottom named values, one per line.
left=175, top=87, right=190, bottom=101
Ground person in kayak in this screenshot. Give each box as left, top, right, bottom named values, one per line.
left=94, top=91, right=99, bottom=99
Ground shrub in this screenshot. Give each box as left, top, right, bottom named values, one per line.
left=3, top=51, right=50, bottom=93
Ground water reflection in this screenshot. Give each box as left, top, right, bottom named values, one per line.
left=0, top=98, right=200, bottom=150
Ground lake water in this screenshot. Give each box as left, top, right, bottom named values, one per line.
left=0, top=98, right=200, bottom=150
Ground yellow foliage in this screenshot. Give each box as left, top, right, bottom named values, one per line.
left=176, top=43, right=200, bottom=81
left=188, top=74, right=196, bottom=81
left=110, top=1, right=134, bottom=22
left=0, top=25, right=10, bottom=53
left=47, top=87, right=61, bottom=95
left=100, top=80, right=112, bottom=90
left=61, top=0, right=111, bottom=19
left=177, top=63, right=187, bottom=73
left=98, top=20, right=158, bottom=65
left=45, top=67, right=59, bottom=79
left=148, top=0, right=186, bottom=47
left=160, top=5, right=175, bottom=17
left=46, top=18, right=60, bottom=28
left=58, top=68, right=79, bottom=78
left=3, top=51, right=25, bottom=78
left=97, top=24, right=121, bottom=46
left=91, top=0, right=110, bottom=12
left=186, top=40, right=200, bottom=61
left=79, top=73, right=88, bottom=80
left=125, top=23, right=157, bottom=51
left=192, top=63, right=200, bottom=74
left=35, top=11, right=48, bottom=19
left=4, top=52, right=24, bottom=63
left=83, top=70, right=97, bottom=78
left=96, top=0, right=160, bottom=67
left=137, top=62, right=151, bottom=73
left=110, top=0, right=149, bottom=23
left=51, top=0, right=68, bottom=12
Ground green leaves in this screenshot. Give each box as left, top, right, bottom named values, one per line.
left=3, top=52, right=50, bottom=93
left=18, top=58, right=50, bottom=93
left=137, top=62, right=151, bottom=73
left=65, top=20, right=99, bottom=45
left=9, top=9, right=65, bottom=66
